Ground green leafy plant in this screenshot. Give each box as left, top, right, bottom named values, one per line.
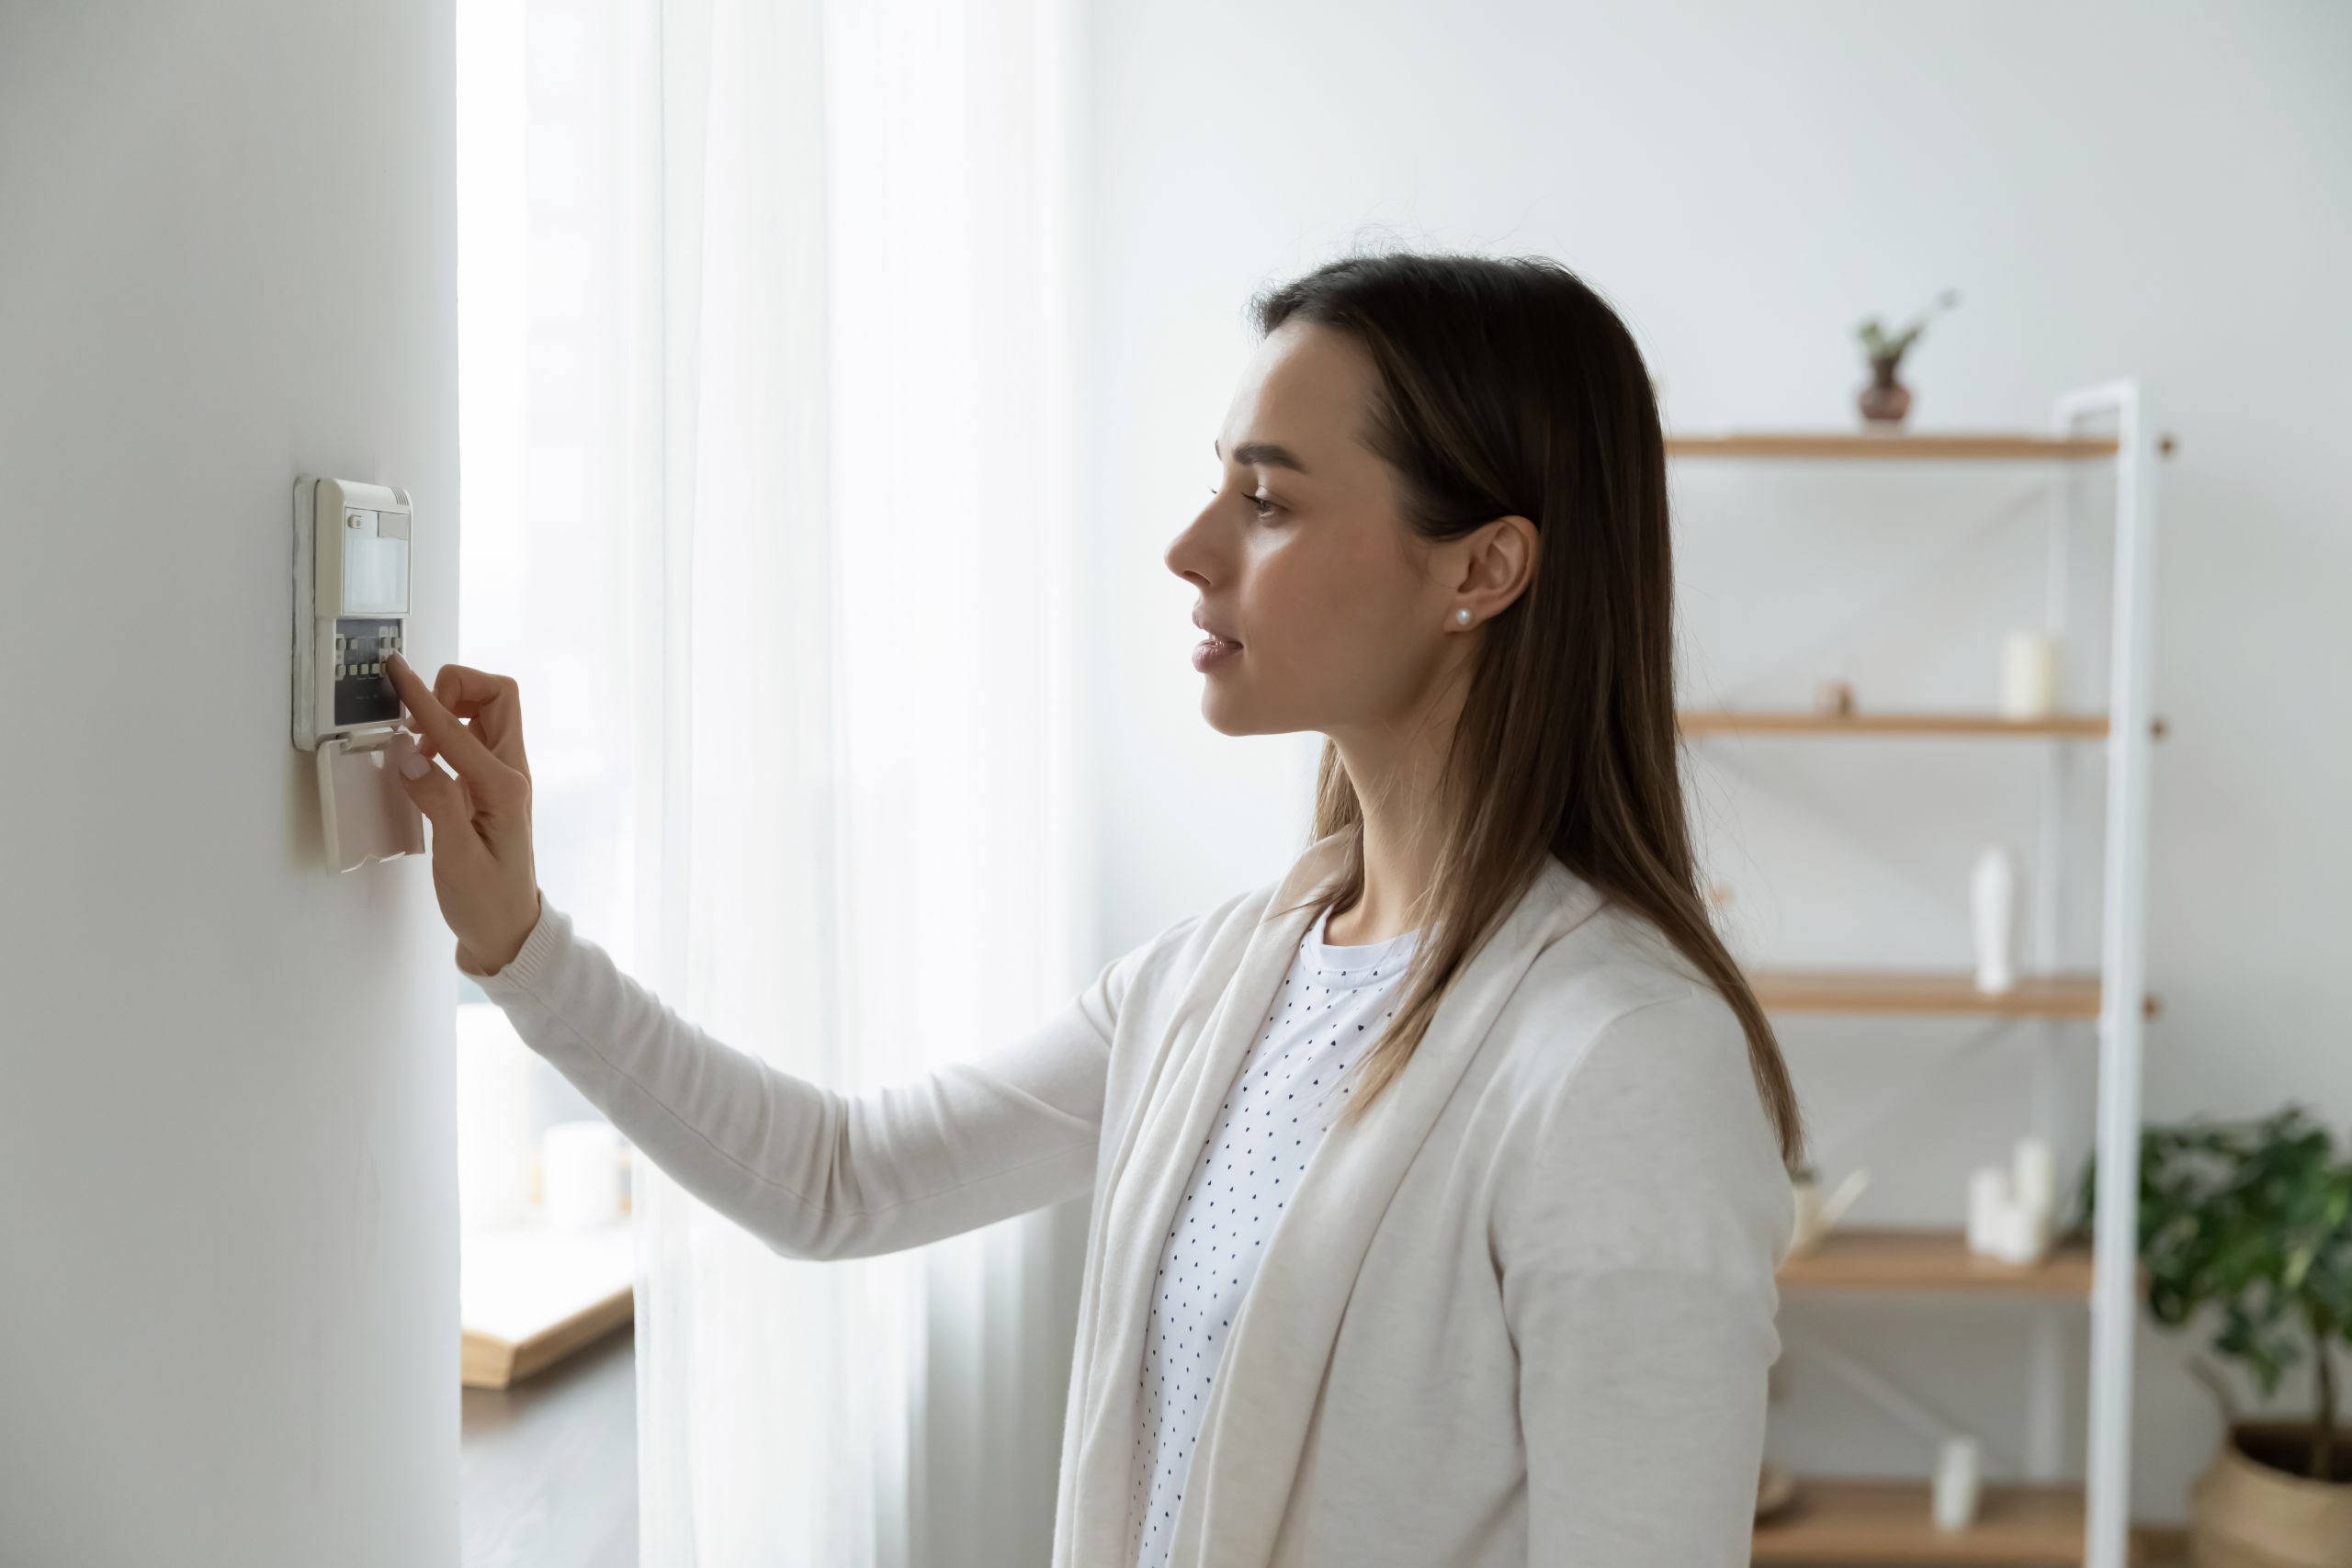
left=1854, top=288, right=1960, bottom=367
left=2069, top=1102, right=2352, bottom=1480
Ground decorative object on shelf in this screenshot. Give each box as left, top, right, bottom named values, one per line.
left=2072, top=1102, right=2352, bottom=1564
left=1970, top=843, right=2020, bottom=993
left=1706, top=878, right=1770, bottom=969
left=1930, top=1435, right=1984, bottom=1529
left=2000, top=630, right=2061, bottom=718
left=1854, top=288, right=1961, bottom=428
left=1788, top=1163, right=1871, bottom=1258
left=1963, top=1136, right=2058, bottom=1264
left=543, top=1119, right=624, bottom=1231
left=1755, top=1460, right=1798, bottom=1520
left=1814, top=676, right=1857, bottom=716
left=1704, top=879, right=1745, bottom=964
left=1989, top=1190, right=2054, bottom=1265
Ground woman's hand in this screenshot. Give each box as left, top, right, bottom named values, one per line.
left=383, top=651, right=543, bottom=976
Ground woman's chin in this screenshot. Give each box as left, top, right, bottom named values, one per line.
left=1199, top=691, right=1261, bottom=737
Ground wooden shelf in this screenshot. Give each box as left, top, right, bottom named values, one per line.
left=1778, top=1227, right=2102, bottom=1297
left=1753, top=1476, right=2107, bottom=1563
left=1747, top=969, right=2160, bottom=1019
left=1668, top=431, right=2120, bottom=461
left=1680, top=709, right=2119, bottom=739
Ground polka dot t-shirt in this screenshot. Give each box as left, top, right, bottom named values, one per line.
left=1125, top=904, right=1420, bottom=1568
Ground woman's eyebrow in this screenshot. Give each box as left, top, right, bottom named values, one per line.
left=1214, top=437, right=1313, bottom=477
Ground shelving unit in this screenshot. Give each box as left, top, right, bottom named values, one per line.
left=1670, top=392, right=2165, bottom=1568
left=1667, top=432, right=2122, bottom=462
left=1679, top=710, right=2148, bottom=739
left=1748, top=1477, right=2098, bottom=1565
left=1749, top=971, right=2154, bottom=1021
left=1778, top=1227, right=2115, bottom=1300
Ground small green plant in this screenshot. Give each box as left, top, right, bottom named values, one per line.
left=1854, top=288, right=1961, bottom=366
left=2070, top=1102, right=2352, bottom=1480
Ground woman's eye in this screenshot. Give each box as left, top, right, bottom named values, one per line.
left=1207, top=484, right=1281, bottom=520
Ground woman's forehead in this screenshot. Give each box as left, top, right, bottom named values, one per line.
left=1220, top=330, right=1377, bottom=473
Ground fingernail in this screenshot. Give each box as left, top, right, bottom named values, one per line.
left=400, top=750, right=430, bottom=779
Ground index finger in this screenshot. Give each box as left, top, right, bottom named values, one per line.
left=385, top=654, right=522, bottom=790
left=416, top=658, right=527, bottom=772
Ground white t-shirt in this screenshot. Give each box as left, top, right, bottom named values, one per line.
left=1125, top=904, right=1421, bottom=1568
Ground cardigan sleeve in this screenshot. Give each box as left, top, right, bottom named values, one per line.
left=462, top=893, right=1169, bottom=1261
left=1492, top=983, right=1792, bottom=1567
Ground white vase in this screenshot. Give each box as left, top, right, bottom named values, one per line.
left=1971, top=845, right=2019, bottom=993
left=1932, top=1436, right=1983, bottom=1529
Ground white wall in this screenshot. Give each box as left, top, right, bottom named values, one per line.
left=1070, top=0, right=2351, bottom=1527
left=0, top=4, right=460, bottom=1564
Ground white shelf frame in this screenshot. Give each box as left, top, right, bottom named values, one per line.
left=2068, top=378, right=2158, bottom=1568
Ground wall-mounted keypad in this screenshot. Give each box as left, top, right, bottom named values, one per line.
left=332, top=617, right=403, bottom=727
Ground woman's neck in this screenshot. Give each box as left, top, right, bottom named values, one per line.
left=1324, top=810, right=1439, bottom=947
left=1327, top=715, right=1452, bottom=947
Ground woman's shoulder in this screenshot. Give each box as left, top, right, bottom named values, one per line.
left=1491, top=900, right=1772, bottom=1167
left=1484, top=904, right=1791, bottom=1274
left=1504, top=894, right=1725, bottom=1044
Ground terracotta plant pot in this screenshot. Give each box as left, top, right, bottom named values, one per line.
left=1858, top=355, right=1911, bottom=426
left=2188, top=1423, right=2352, bottom=1568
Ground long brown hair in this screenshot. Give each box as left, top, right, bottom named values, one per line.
left=1251, top=248, right=1806, bottom=1169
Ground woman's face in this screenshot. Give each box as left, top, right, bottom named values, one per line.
left=1166, top=320, right=1523, bottom=741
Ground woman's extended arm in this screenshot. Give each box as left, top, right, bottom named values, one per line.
left=1494, top=985, right=1792, bottom=1566
left=466, top=896, right=1157, bottom=1261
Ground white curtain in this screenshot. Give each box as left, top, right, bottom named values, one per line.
left=462, top=0, right=1091, bottom=1561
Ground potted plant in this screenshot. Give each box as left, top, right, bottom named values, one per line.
left=1853, top=288, right=1960, bottom=427
left=2070, top=1102, right=2352, bottom=1566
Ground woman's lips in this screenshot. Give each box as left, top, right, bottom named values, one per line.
left=1192, top=637, right=1242, bottom=671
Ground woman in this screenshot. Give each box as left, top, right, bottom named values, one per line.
left=389, top=249, right=1806, bottom=1568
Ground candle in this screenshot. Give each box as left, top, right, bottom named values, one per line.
left=1966, top=1166, right=2011, bottom=1256
left=2000, top=631, right=2059, bottom=719
left=1992, top=1195, right=2052, bottom=1266
left=543, top=1120, right=623, bottom=1230
left=1932, top=1437, right=1983, bottom=1529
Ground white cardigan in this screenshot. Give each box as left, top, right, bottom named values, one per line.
left=466, top=827, right=1793, bottom=1567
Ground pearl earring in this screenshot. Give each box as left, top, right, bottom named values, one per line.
left=1453, top=607, right=1473, bottom=626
